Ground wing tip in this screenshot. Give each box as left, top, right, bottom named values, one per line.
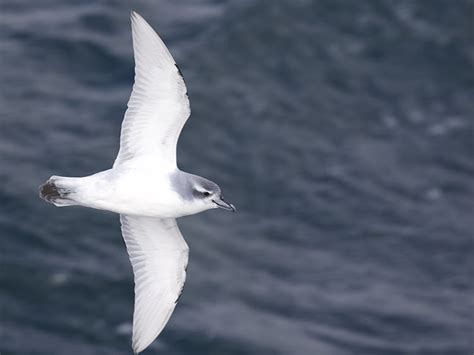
left=129, top=10, right=163, bottom=44
left=132, top=337, right=152, bottom=355
left=132, top=344, right=143, bottom=354
left=130, top=10, right=146, bottom=26
left=132, top=337, right=142, bottom=354
left=130, top=10, right=139, bottom=19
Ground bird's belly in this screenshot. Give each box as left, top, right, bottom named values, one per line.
left=92, top=197, right=181, bottom=217
left=78, top=169, right=185, bottom=218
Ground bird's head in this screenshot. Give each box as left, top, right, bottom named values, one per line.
left=171, top=171, right=235, bottom=214
left=191, top=177, right=235, bottom=212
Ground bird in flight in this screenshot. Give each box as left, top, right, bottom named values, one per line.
left=40, top=11, right=235, bottom=354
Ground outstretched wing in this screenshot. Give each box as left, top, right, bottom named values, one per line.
left=114, top=11, right=190, bottom=170
left=120, top=215, right=189, bottom=353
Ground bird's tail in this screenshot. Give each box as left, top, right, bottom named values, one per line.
left=39, top=175, right=80, bottom=207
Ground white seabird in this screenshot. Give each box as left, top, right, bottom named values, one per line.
left=39, top=11, right=235, bottom=354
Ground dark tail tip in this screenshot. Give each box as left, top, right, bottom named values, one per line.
left=39, top=179, right=60, bottom=202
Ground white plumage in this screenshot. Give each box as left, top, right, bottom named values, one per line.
left=120, top=215, right=188, bottom=353
left=114, top=13, right=193, bottom=352
left=40, top=10, right=235, bottom=354
left=114, top=11, right=190, bottom=170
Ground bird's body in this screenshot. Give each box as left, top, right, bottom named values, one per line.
left=48, top=168, right=212, bottom=218
left=39, top=11, right=234, bottom=354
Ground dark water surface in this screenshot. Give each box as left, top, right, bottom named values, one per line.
left=1, top=1, right=473, bottom=354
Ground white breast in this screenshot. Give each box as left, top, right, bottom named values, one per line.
left=76, top=167, right=185, bottom=218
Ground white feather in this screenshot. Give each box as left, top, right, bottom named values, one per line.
left=113, top=11, right=190, bottom=170
left=120, top=215, right=189, bottom=354
left=41, top=12, right=220, bottom=354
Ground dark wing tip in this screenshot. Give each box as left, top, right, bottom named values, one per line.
left=175, top=64, right=184, bottom=80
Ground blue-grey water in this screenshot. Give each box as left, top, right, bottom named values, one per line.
left=1, top=1, right=473, bottom=354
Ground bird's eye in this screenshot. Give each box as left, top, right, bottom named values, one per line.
left=203, top=191, right=210, bottom=197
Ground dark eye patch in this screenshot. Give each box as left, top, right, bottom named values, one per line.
left=203, top=191, right=210, bottom=197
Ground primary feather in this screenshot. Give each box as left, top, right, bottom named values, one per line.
left=114, top=11, right=190, bottom=170
left=120, top=215, right=189, bottom=353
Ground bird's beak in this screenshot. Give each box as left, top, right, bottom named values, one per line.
left=213, top=196, right=236, bottom=212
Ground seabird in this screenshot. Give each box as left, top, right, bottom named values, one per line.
left=40, top=11, right=235, bottom=354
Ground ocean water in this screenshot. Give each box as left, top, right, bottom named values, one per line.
left=1, top=1, right=473, bottom=354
